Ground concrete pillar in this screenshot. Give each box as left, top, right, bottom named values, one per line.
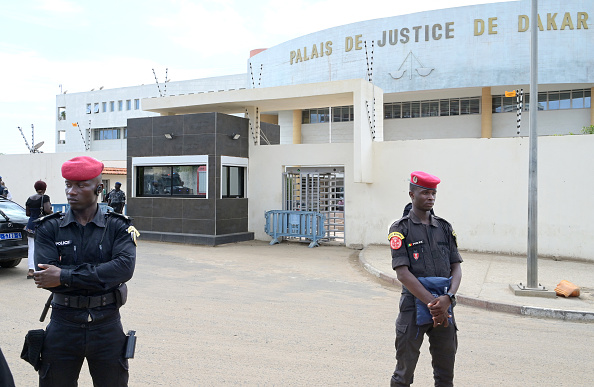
left=481, top=87, right=492, bottom=138
left=353, top=80, right=381, bottom=183
left=591, top=87, right=594, bottom=126
left=292, top=110, right=302, bottom=144
left=245, top=106, right=260, bottom=146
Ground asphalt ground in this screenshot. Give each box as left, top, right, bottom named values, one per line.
left=1, top=240, right=592, bottom=386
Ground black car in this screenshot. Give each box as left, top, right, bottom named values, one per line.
left=0, top=198, right=29, bottom=268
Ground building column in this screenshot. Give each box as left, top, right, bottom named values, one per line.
left=591, top=87, right=594, bottom=126
left=481, top=87, right=492, bottom=138
left=292, top=110, right=302, bottom=144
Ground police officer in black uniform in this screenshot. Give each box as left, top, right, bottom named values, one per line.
left=388, top=171, right=462, bottom=387
left=33, top=156, right=138, bottom=387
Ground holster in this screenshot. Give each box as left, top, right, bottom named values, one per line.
left=20, top=329, right=45, bottom=371
left=115, top=283, right=128, bottom=307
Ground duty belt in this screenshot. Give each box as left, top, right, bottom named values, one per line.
left=52, top=292, right=116, bottom=308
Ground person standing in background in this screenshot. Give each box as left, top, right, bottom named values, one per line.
left=107, top=182, right=126, bottom=214
left=25, top=180, right=52, bottom=279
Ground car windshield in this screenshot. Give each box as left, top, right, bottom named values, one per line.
left=0, top=200, right=28, bottom=223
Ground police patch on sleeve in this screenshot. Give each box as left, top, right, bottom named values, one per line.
left=452, top=230, right=458, bottom=247
left=387, top=232, right=405, bottom=241
left=388, top=231, right=405, bottom=250
left=390, top=237, right=402, bottom=250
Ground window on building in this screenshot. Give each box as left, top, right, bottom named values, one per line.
left=440, top=100, right=450, bottom=116
left=492, top=88, right=591, bottom=113
left=222, top=166, right=245, bottom=198
left=58, top=107, right=66, bottom=121
left=102, top=102, right=107, bottom=112
left=123, top=128, right=127, bottom=138
left=126, top=100, right=132, bottom=110
left=86, top=104, right=91, bottom=114
left=118, top=100, right=123, bottom=111
left=93, top=128, right=121, bottom=140
left=110, top=101, right=115, bottom=112
left=559, top=91, right=571, bottom=109
left=136, top=165, right=206, bottom=197
left=58, top=130, right=66, bottom=144
left=134, top=99, right=140, bottom=110
left=94, top=103, right=100, bottom=113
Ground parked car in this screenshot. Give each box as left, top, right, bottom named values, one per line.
left=0, top=198, right=29, bottom=268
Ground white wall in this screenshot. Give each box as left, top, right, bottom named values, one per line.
left=0, top=150, right=126, bottom=208
left=248, top=134, right=594, bottom=261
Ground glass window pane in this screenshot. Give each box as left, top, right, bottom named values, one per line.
left=470, top=98, right=480, bottom=114
left=523, top=94, right=530, bottom=111
left=384, top=104, right=393, bottom=119
left=102, top=102, right=107, bottom=112
left=86, top=104, right=91, bottom=114
left=429, top=101, right=439, bottom=116
left=302, top=110, right=310, bottom=124
left=110, top=101, right=115, bottom=112
left=333, top=107, right=342, bottom=122
left=559, top=92, right=570, bottom=109
left=537, top=93, right=547, bottom=110
left=460, top=99, right=470, bottom=115
left=502, top=97, right=515, bottom=112
left=411, top=102, right=420, bottom=118
left=118, top=100, right=123, bottom=111
left=320, top=108, right=329, bottom=123
left=548, top=92, right=560, bottom=110
left=421, top=101, right=430, bottom=117
left=450, top=100, right=459, bottom=115
left=342, top=106, right=351, bottom=121
left=141, top=166, right=170, bottom=196
left=393, top=103, right=401, bottom=118
left=572, top=90, right=584, bottom=108
left=492, top=96, right=501, bottom=113
left=198, top=167, right=207, bottom=197
left=229, top=167, right=241, bottom=196
left=585, top=89, right=591, bottom=108
left=402, top=102, right=411, bottom=118
left=172, top=166, right=198, bottom=196
left=440, top=100, right=450, bottom=116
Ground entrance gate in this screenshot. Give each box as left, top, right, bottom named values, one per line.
left=282, top=167, right=345, bottom=244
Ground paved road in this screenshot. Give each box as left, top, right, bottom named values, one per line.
left=1, top=241, right=592, bottom=386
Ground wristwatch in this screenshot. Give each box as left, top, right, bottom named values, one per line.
left=446, top=292, right=457, bottom=307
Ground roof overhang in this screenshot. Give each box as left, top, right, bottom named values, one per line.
left=142, top=79, right=371, bottom=115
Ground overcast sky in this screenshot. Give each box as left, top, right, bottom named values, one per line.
left=0, top=0, right=510, bottom=154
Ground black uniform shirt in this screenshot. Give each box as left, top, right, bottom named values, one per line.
left=35, top=205, right=136, bottom=296
left=389, top=210, right=462, bottom=279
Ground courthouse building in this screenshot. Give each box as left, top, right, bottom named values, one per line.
left=35, top=0, right=594, bottom=257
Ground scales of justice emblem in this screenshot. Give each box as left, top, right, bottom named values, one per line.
left=389, top=51, right=434, bottom=80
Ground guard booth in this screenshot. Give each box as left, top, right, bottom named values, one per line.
left=281, top=166, right=345, bottom=245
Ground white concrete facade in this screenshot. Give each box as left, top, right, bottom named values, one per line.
left=246, top=134, right=594, bottom=261
left=55, top=74, right=247, bottom=153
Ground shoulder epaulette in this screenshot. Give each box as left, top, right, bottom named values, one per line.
left=34, top=211, right=63, bottom=223
left=106, top=210, right=132, bottom=222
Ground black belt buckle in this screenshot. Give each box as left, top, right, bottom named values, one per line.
left=77, top=296, right=90, bottom=308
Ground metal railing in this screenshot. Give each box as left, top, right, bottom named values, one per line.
left=264, top=210, right=325, bottom=248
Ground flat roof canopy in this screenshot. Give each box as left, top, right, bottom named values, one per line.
left=142, top=79, right=372, bottom=115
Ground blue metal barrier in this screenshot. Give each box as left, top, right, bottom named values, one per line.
left=264, top=210, right=325, bottom=248
left=52, top=203, right=121, bottom=213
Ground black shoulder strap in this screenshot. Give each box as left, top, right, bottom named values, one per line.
left=35, top=211, right=62, bottom=224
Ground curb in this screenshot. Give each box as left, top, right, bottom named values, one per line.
left=358, top=249, right=594, bottom=323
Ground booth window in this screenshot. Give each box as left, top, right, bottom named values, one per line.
left=222, top=166, right=245, bottom=198
left=136, top=165, right=206, bottom=197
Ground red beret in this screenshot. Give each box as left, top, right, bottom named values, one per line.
left=62, top=156, right=104, bottom=181
left=410, top=171, right=440, bottom=189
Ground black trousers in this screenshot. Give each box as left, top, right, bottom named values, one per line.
left=390, top=295, right=457, bottom=387
left=39, top=319, right=128, bottom=387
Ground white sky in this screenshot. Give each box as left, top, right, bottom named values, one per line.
left=0, top=0, right=510, bottom=154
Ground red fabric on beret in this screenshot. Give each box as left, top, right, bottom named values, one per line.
left=410, top=171, right=440, bottom=189
left=61, top=156, right=104, bottom=181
